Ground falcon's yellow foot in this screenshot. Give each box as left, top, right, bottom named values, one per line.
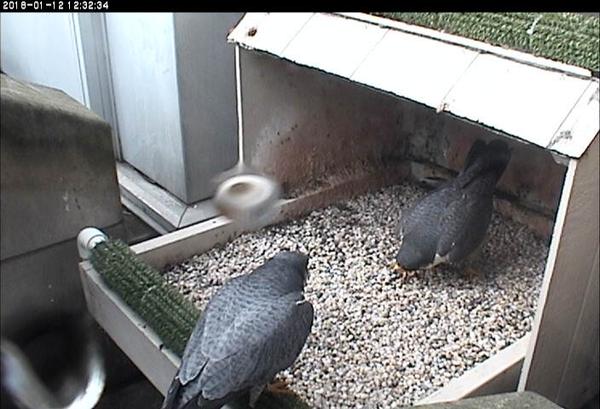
left=389, top=262, right=419, bottom=282
left=389, top=262, right=406, bottom=280
left=402, top=270, right=419, bottom=280
left=266, top=377, right=295, bottom=396
left=464, top=265, right=481, bottom=280
left=389, top=262, right=404, bottom=273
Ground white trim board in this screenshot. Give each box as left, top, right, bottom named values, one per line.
left=116, top=162, right=220, bottom=234
left=519, top=135, right=600, bottom=407
left=228, top=12, right=599, bottom=159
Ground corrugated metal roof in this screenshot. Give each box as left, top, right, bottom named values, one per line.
left=228, top=12, right=599, bottom=159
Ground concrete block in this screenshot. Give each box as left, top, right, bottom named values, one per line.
left=0, top=74, right=122, bottom=260
left=0, top=223, right=125, bottom=336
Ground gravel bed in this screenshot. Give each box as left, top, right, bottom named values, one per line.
left=163, top=182, right=548, bottom=409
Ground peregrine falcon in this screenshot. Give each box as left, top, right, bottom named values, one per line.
left=394, top=139, right=511, bottom=272
left=162, top=251, right=314, bottom=409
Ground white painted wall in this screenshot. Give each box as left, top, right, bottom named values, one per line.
left=0, top=13, right=88, bottom=106
left=104, top=13, right=186, bottom=199
left=173, top=13, right=240, bottom=203
left=1, top=13, right=240, bottom=205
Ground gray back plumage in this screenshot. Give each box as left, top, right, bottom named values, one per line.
left=396, top=139, right=511, bottom=270
left=162, top=251, right=313, bottom=409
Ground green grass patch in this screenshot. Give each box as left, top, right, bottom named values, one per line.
left=373, top=13, right=599, bottom=72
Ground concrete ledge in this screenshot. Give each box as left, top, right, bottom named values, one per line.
left=117, top=162, right=219, bottom=234
left=0, top=74, right=122, bottom=259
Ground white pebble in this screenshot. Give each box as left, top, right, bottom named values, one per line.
left=163, top=182, right=547, bottom=408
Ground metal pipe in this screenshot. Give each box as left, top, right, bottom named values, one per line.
left=1, top=314, right=106, bottom=409
left=77, top=227, right=107, bottom=260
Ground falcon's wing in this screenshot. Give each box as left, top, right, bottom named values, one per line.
left=436, top=189, right=493, bottom=262
left=397, top=185, right=454, bottom=241
left=162, top=309, right=207, bottom=409
left=162, top=276, right=250, bottom=409
left=177, top=276, right=248, bottom=385
left=199, top=292, right=314, bottom=401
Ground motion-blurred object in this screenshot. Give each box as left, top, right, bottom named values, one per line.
left=1, top=313, right=105, bottom=409
left=214, top=172, right=281, bottom=228
left=212, top=46, right=281, bottom=228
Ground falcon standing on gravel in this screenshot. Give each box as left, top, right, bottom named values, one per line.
left=394, top=139, right=512, bottom=274
left=162, top=251, right=314, bottom=409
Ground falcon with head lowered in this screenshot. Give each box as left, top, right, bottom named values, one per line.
left=162, top=251, right=314, bottom=409
left=394, top=139, right=511, bottom=275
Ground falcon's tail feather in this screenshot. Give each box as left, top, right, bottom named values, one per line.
left=162, top=376, right=206, bottom=409
left=161, top=377, right=184, bottom=409
left=161, top=373, right=241, bottom=409
left=457, top=139, right=511, bottom=188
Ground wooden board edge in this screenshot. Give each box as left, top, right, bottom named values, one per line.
left=129, top=164, right=409, bottom=269
left=416, top=334, right=530, bottom=405
left=519, top=134, right=600, bottom=406
left=79, top=261, right=180, bottom=395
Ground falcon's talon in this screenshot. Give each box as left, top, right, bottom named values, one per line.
left=266, top=378, right=295, bottom=396
left=389, top=262, right=408, bottom=282
left=464, top=265, right=481, bottom=280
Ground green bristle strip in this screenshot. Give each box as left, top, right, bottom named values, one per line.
left=89, top=239, right=310, bottom=409
left=90, top=239, right=199, bottom=356
left=373, top=13, right=599, bottom=73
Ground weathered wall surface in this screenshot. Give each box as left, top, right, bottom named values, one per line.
left=240, top=50, right=567, bottom=238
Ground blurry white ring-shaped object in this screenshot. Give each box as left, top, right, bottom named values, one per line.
left=214, top=174, right=281, bottom=225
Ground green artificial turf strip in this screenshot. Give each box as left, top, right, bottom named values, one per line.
left=90, top=239, right=199, bottom=356
left=90, top=239, right=310, bottom=409
left=373, top=13, right=599, bottom=72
